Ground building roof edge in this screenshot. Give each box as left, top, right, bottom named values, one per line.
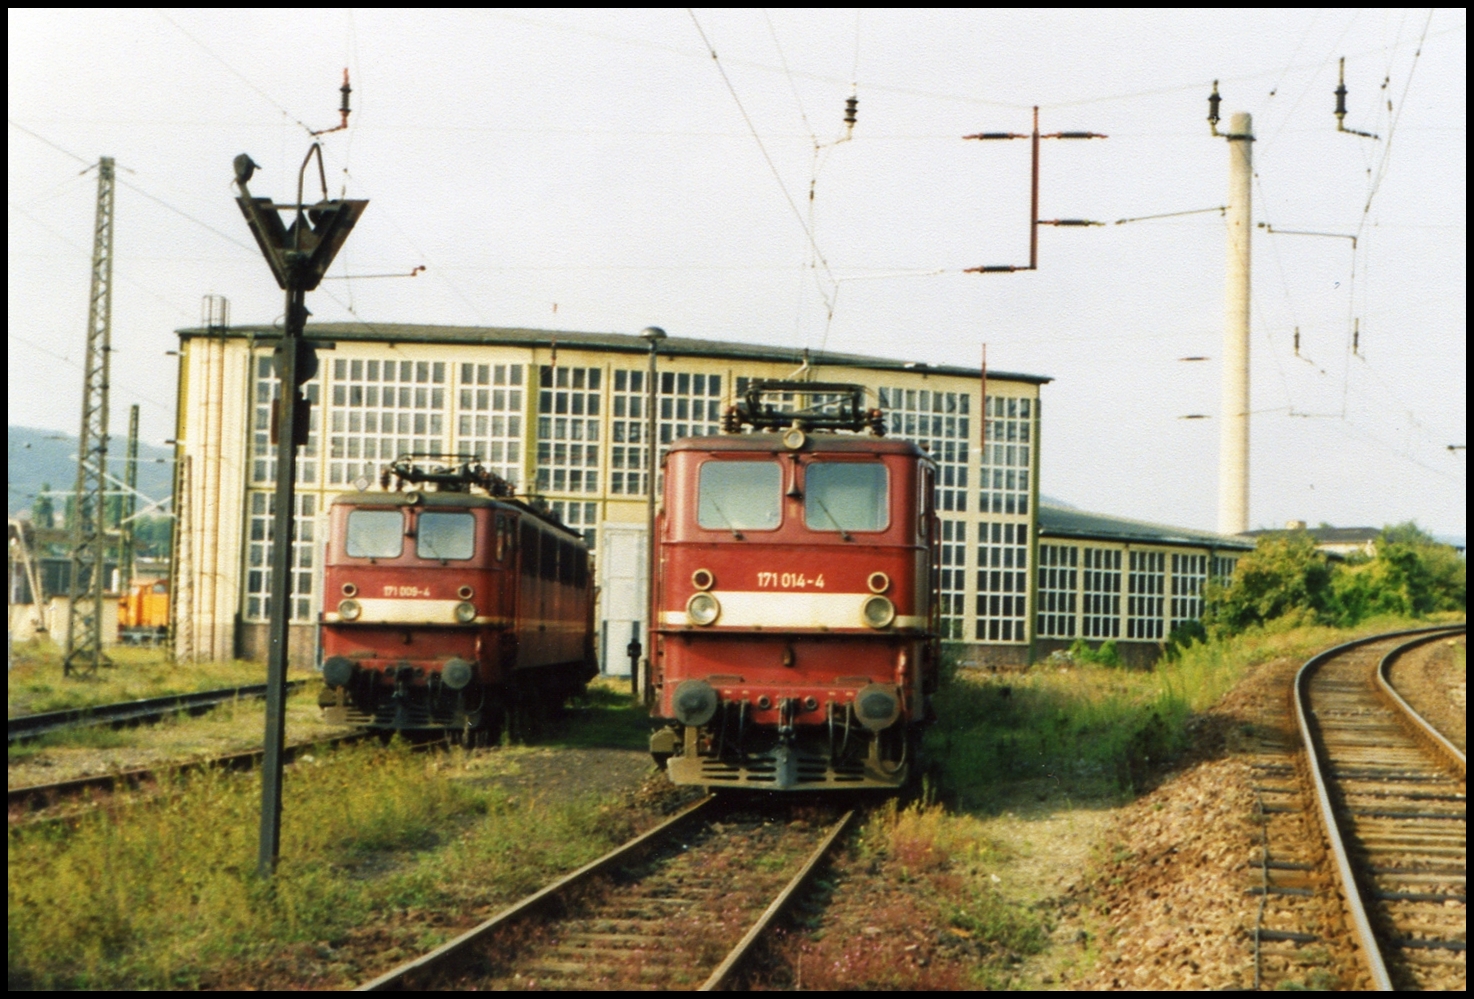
left=175, top=323, right=1052, bottom=385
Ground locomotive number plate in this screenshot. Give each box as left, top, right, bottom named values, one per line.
left=381, top=585, right=433, bottom=597
left=756, top=571, right=825, bottom=589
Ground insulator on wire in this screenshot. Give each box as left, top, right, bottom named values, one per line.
left=1208, top=80, right=1221, bottom=133
left=844, top=94, right=858, bottom=129
left=1293, top=327, right=1300, bottom=356
left=339, top=68, right=352, bottom=121
left=1335, top=59, right=1348, bottom=126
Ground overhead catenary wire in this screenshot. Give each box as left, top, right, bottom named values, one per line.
left=155, top=9, right=317, bottom=137
left=686, top=11, right=837, bottom=297
left=477, top=8, right=1463, bottom=114
left=11, top=14, right=1462, bottom=512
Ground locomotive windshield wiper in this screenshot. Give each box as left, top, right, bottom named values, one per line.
left=813, top=498, right=853, bottom=541
left=708, top=499, right=744, bottom=540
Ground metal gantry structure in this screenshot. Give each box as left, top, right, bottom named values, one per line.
left=64, top=156, right=116, bottom=677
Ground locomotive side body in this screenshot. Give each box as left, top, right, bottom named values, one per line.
left=651, top=433, right=939, bottom=790
left=319, top=490, right=595, bottom=734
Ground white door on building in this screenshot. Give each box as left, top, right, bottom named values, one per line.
left=597, top=522, right=647, bottom=676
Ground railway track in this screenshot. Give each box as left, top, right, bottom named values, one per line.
left=358, top=795, right=854, bottom=991
left=1297, top=625, right=1467, bottom=991
left=8, top=730, right=368, bottom=821
left=6, top=680, right=308, bottom=744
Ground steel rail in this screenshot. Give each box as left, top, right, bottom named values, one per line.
left=699, top=808, right=854, bottom=991
left=8, top=730, right=368, bottom=816
left=356, top=794, right=716, bottom=991
left=7, top=680, right=307, bottom=744
left=1293, top=624, right=1466, bottom=992
left=1375, top=628, right=1467, bottom=778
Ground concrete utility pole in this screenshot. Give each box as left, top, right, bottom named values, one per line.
left=65, top=156, right=116, bottom=677
left=1216, top=108, right=1253, bottom=535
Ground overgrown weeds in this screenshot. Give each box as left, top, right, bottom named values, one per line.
left=7, top=740, right=637, bottom=989
left=930, top=613, right=1446, bottom=809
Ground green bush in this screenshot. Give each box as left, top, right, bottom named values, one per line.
left=1205, top=523, right=1465, bottom=637
left=1331, top=522, right=1465, bottom=620
left=1066, top=638, right=1122, bottom=667
left=1163, top=619, right=1208, bottom=661
left=1204, top=533, right=1334, bottom=634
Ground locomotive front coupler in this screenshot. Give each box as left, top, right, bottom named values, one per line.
left=778, top=696, right=797, bottom=740
left=826, top=698, right=855, bottom=762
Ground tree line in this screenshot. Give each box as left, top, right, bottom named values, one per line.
left=1201, top=522, right=1465, bottom=638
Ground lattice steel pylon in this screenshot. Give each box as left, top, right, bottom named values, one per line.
left=64, top=156, right=116, bottom=676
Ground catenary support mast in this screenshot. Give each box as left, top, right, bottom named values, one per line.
left=65, top=156, right=116, bottom=676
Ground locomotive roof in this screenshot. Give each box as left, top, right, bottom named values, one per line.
left=176, top=322, right=1051, bottom=385
left=328, top=490, right=585, bottom=541
left=666, top=433, right=927, bottom=457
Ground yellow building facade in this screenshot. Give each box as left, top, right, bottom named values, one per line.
left=171, top=323, right=1049, bottom=668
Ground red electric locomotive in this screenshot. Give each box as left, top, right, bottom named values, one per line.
left=648, top=382, right=939, bottom=790
left=318, top=455, right=596, bottom=738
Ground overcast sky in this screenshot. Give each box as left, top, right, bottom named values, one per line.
left=8, top=9, right=1466, bottom=539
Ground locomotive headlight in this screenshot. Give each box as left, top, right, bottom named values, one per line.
left=853, top=683, right=901, bottom=731
left=322, top=655, right=355, bottom=688
left=686, top=591, right=721, bottom=626
left=453, top=601, right=477, bottom=623
left=442, top=657, right=474, bottom=691
left=672, top=679, right=719, bottom=727
left=861, top=594, right=895, bottom=629
left=338, top=598, right=362, bottom=622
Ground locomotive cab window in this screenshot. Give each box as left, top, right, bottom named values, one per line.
left=416, top=512, right=475, bottom=560
left=346, top=509, right=404, bottom=559
left=805, top=462, right=889, bottom=533
left=697, top=460, right=781, bottom=532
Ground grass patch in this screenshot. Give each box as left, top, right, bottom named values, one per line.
left=7, top=683, right=347, bottom=774
left=538, top=675, right=650, bottom=751
left=7, top=739, right=641, bottom=989
left=7, top=640, right=301, bottom=717
left=7, top=724, right=139, bottom=762
left=929, top=613, right=1448, bottom=809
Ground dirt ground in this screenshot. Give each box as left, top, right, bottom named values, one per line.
left=452, top=744, right=658, bottom=805
left=785, top=649, right=1374, bottom=991
left=1387, top=633, right=1466, bottom=751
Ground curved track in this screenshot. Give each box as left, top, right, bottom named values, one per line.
left=1296, top=626, right=1466, bottom=991
left=358, top=796, right=854, bottom=991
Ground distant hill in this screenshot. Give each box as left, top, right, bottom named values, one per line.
left=8, top=426, right=174, bottom=518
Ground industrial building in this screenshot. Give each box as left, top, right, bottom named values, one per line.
left=169, top=322, right=1248, bottom=670
left=1035, top=504, right=1252, bottom=668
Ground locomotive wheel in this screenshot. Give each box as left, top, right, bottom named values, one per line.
left=459, top=705, right=505, bottom=749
